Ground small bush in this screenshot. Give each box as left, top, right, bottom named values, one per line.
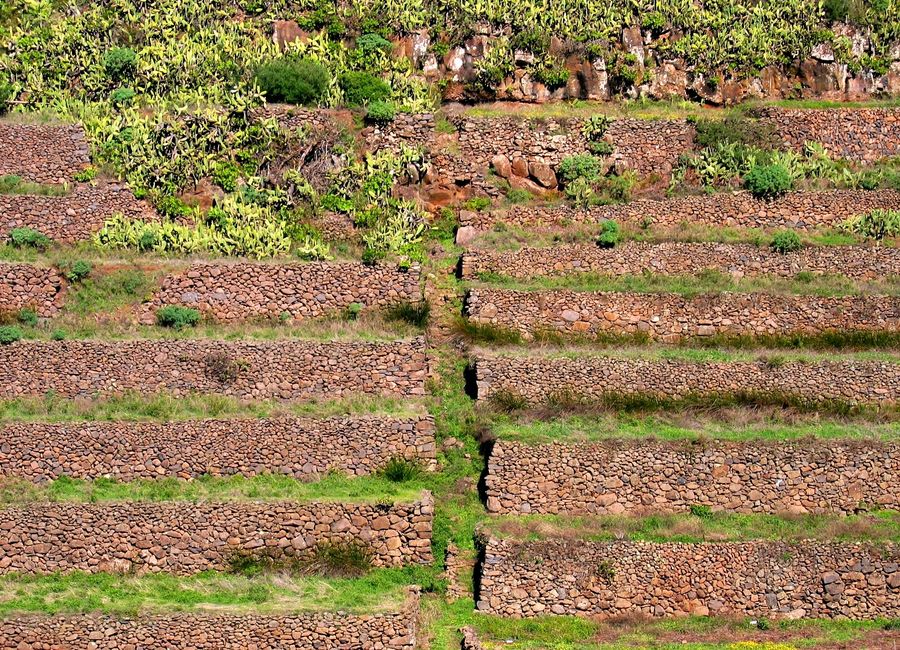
left=254, top=58, right=330, bottom=106
left=109, top=87, right=135, bottom=106
left=154, top=195, right=193, bottom=219
left=531, top=57, right=570, bottom=89
left=770, top=229, right=802, bottom=254
left=103, top=47, right=137, bottom=82
left=387, top=301, right=430, bottom=328
left=596, top=219, right=620, bottom=248
left=50, top=329, right=66, bottom=341
left=744, top=163, right=792, bottom=199
left=339, top=71, right=391, bottom=106
left=557, top=154, right=602, bottom=185
left=205, top=352, right=242, bottom=383
left=0, top=326, right=22, bottom=345
left=842, top=209, right=900, bottom=240
left=17, top=308, right=37, bottom=327
left=489, top=389, right=529, bottom=413
left=689, top=504, right=713, bottom=519
left=344, top=302, right=363, bottom=321
left=365, top=100, right=396, bottom=124
left=464, top=196, right=491, bottom=212
left=212, top=161, right=241, bottom=192
left=155, top=305, right=201, bottom=330
left=9, top=227, right=50, bottom=250
left=379, top=457, right=422, bottom=482
left=73, top=166, right=98, bottom=183
left=588, top=140, right=614, bottom=157
left=505, top=188, right=533, bottom=204
left=60, top=260, right=92, bottom=283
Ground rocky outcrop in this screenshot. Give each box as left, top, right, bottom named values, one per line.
left=0, top=415, right=437, bottom=482
left=460, top=242, right=900, bottom=281
left=0, top=495, right=434, bottom=574
left=485, top=439, right=900, bottom=515
left=478, top=537, right=900, bottom=619
left=0, top=123, right=90, bottom=184
left=142, top=262, right=422, bottom=322
left=474, top=354, right=900, bottom=406
left=465, top=289, right=899, bottom=340
left=0, top=263, right=63, bottom=318
left=0, top=338, right=428, bottom=400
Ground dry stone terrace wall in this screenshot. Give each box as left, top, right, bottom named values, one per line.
left=0, top=338, right=427, bottom=400
left=0, top=415, right=436, bottom=483
left=0, top=602, right=419, bottom=650
left=0, top=123, right=90, bottom=184
left=0, top=263, right=62, bottom=318
left=478, top=537, right=900, bottom=620
left=459, top=189, right=900, bottom=232
left=460, top=242, right=900, bottom=281
left=142, top=261, right=422, bottom=322
left=0, top=182, right=156, bottom=242
left=474, top=355, right=900, bottom=405
left=466, top=289, right=900, bottom=340
left=758, top=107, right=900, bottom=162
left=486, top=440, right=900, bottom=516
left=0, top=496, right=433, bottom=574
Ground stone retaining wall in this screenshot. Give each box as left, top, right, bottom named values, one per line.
left=0, top=182, right=156, bottom=242
left=758, top=107, right=900, bottom=162
left=460, top=242, right=900, bottom=281
left=460, top=189, right=900, bottom=232
left=465, top=289, right=899, bottom=340
left=0, top=600, right=419, bottom=650
left=0, top=123, right=90, bottom=184
left=0, top=263, right=62, bottom=318
left=474, top=354, right=899, bottom=405
left=477, top=537, right=900, bottom=619
left=142, top=262, right=422, bottom=322
left=0, top=415, right=436, bottom=483
left=0, top=338, right=427, bottom=400
left=0, top=496, right=433, bottom=574
left=485, top=440, right=900, bottom=516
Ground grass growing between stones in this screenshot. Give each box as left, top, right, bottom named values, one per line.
left=0, top=392, right=425, bottom=422
left=488, top=411, right=900, bottom=445
left=485, top=511, right=900, bottom=544
left=0, top=473, right=429, bottom=505
left=470, top=269, right=900, bottom=297
left=0, top=567, right=422, bottom=616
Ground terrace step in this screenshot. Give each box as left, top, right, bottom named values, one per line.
left=0, top=122, right=90, bottom=184
left=460, top=241, right=900, bottom=281
left=478, top=536, right=900, bottom=620
left=0, top=262, right=62, bottom=317
left=474, top=353, right=899, bottom=406
left=465, top=289, right=900, bottom=341
left=0, top=495, right=434, bottom=575
left=0, top=415, right=436, bottom=483
left=0, top=338, right=428, bottom=400
left=485, top=439, right=899, bottom=516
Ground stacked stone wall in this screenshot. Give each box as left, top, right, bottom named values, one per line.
left=0, top=415, right=436, bottom=482
left=0, top=496, right=433, bottom=574
left=758, top=107, right=900, bottom=162
left=142, top=261, right=422, bottom=322
left=460, top=189, right=900, bottom=232
left=0, top=263, right=63, bottom=317
left=474, top=354, right=899, bottom=405
left=0, top=123, right=90, bottom=184
left=0, top=338, right=427, bottom=400
left=460, top=242, right=900, bottom=281
left=0, top=182, right=156, bottom=242
left=485, top=440, right=900, bottom=516
left=465, top=289, right=899, bottom=340
left=0, top=602, right=419, bottom=650
left=478, top=537, right=900, bottom=619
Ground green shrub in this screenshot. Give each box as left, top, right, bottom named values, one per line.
left=510, top=29, right=550, bottom=54
left=0, top=326, right=22, bottom=345
left=362, top=247, right=386, bottom=266
left=212, top=161, right=241, bottom=192
left=842, top=209, right=900, bottom=240
left=9, top=227, right=50, bottom=250
left=596, top=219, right=621, bottom=248
left=365, top=100, right=396, bottom=124
left=505, top=188, right=533, bottom=204
left=344, top=302, right=363, bottom=321
left=339, top=71, right=391, bottom=106
left=102, top=47, right=137, bottom=82
left=770, top=229, right=802, bottom=254
left=386, top=301, right=430, bottom=328
left=689, top=504, right=714, bottom=519
left=378, top=456, right=422, bottom=482
left=109, top=87, right=135, bottom=106
left=73, top=166, right=98, bottom=183
left=155, top=305, right=201, bottom=330
left=60, top=260, right=92, bottom=283
left=50, top=329, right=66, bottom=341
left=464, top=196, right=491, bottom=212
left=154, top=195, right=193, bottom=219
left=531, top=57, right=570, bottom=89
left=744, top=163, right=793, bottom=199
left=489, top=389, right=529, bottom=413
left=17, top=308, right=38, bottom=327
left=254, top=59, right=330, bottom=106
left=557, top=154, right=602, bottom=184
left=589, top=140, right=614, bottom=157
